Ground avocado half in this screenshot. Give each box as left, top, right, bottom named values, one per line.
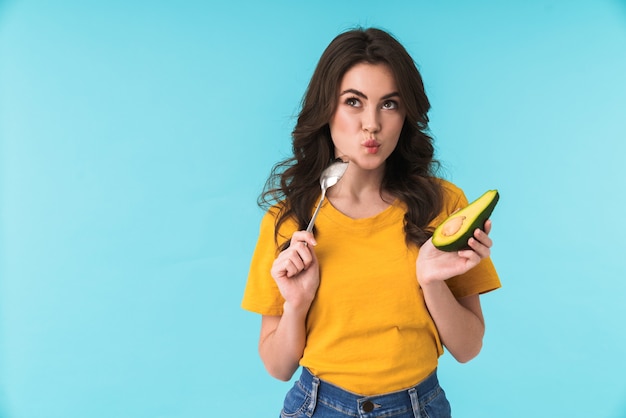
left=432, top=190, right=499, bottom=252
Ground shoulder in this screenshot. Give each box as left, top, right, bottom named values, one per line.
left=259, top=202, right=299, bottom=244
left=427, top=178, right=468, bottom=228
left=434, top=178, right=467, bottom=206
left=261, top=203, right=283, bottom=223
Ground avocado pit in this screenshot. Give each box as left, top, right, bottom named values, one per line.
left=442, top=216, right=466, bottom=237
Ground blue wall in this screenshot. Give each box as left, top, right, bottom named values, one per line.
left=1, top=1, right=625, bottom=417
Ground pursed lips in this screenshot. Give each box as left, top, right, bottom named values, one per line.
left=362, top=139, right=381, bottom=154
left=362, top=139, right=380, bottom=148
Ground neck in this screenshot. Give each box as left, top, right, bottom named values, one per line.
left=326, top=165, right=395, bottom=216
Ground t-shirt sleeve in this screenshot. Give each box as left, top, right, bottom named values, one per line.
left=241, top=210, right=286, bottom=316
left=446, top=257, right=501, bottom=298
left=437, top=182, right=502, bottom=298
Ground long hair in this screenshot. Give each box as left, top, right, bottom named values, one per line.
left=259, top=27, right=443, bottom=248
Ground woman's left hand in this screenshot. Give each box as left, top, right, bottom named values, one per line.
left=417, top=220, right=493, bottom=286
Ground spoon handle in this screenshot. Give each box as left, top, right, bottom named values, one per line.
left=306, top=189, right=327, bottom=233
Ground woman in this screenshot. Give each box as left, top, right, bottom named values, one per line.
left=242, top=27, right=500, bottom=418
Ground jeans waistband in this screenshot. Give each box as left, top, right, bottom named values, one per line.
left=297, top=367, right=442, bottom=417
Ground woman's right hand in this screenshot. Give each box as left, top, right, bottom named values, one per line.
left=270, top=231, right=320, bottom=312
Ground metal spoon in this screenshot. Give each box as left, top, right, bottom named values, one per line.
left=306, top=159, right=349, bottom=233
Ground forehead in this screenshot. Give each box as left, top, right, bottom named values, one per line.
left=339, top=62, right=398, bottom=92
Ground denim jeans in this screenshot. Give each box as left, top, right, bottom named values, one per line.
left=280, top=368, right=452, bottom=418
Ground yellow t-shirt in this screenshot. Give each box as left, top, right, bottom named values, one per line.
left=241, top=180, right=500, bottom=395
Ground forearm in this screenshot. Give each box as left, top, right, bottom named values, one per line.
left=421, top=281, right=484, bottom=363
left=259, top=302, right=309, bottom=381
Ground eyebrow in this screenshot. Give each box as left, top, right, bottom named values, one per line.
left=339, top=88, right=401, bottom=101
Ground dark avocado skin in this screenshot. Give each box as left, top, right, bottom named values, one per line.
left=433, top=191, right=499, bottom=252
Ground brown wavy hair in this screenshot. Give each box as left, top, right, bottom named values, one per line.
left=259, top=27, right=443, bottom=248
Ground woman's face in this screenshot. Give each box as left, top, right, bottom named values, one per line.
left=329, top=62, right=406, bottom=173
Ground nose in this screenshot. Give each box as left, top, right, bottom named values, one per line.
left=362, top=107, right=380, bottom=134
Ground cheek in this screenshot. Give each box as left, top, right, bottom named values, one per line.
left=330, top=110, right=357, bottom=135
left=389, top=115, right=405, bottom=136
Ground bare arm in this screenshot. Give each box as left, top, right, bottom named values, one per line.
left=259, top=304, right=308, bottom=381
left=419, top=284, right=485, bottom=362
left=417, top=221, right=493, bottom=362
left=259, top=231, right=319, bottom=381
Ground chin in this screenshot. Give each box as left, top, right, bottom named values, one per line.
left=353, top=158, right=387, bottom=171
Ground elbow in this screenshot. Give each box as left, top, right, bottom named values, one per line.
left=259, top=348, right=298, bottom=381
left=263, top=361, right=297, bottom=382
left=271, top=371, right=295, bottom=382
left=258, top=340, right=300, bottom=381
left=455, top=352, right=479, bottom=364
left=452, top=340, right=483, bottom=364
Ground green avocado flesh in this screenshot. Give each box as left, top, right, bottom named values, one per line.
left=432, top=190, right=499, bottom=252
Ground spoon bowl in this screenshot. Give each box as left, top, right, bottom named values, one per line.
left=306, top=159, right=349, bottom=233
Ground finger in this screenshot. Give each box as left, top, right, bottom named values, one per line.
left=288, top=252, right=305, bottom=273
left=291, top=230, right=317, bottom=247
left=284, top=259, right=299, bottom=278
left=474, top=225, right=493, bottom=248
left=293, top=241, right=313, bottom=269
left=467, top=237, right=491, bottom=259
left=272, top=253, right=303, bottom=279
left=482, top=219, right=492, bottom=235
left=457, top=247, right=482, bottom=264
left=271, top=258, right=288, bottom=279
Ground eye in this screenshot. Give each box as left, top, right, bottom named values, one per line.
left=381, top=100, right=399, bottom=110
left=345, top=97, right=361, bottom=107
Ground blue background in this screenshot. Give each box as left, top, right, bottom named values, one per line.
left=1, top=1, right=625, bottom=417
